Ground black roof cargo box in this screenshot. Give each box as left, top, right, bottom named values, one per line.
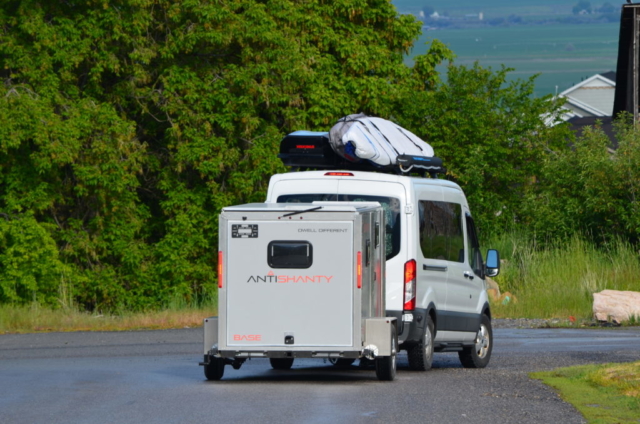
left=278, top=131, right=445, bottom=177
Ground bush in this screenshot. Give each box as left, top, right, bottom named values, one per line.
left=522, top=118, right=640, bottom=245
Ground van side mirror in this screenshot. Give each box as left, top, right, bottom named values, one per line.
left=485, top=249, right=500, bottom=277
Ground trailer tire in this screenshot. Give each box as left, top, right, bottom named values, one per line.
left=375, top=325, right=397, bottom=381
left=269, top=358, right=294, bottom=370
left=329, top=358, right=356, bottom=368
left=407, top=315, right=434, bottom=371
left=204, top=356, right=225, bottom=381
left=458, top=314, right=492, bottom=368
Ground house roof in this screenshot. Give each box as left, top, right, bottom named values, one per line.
left=600, top=71, right=617, bottom=82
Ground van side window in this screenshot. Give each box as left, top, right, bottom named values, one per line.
left=419, top=201, right=464, bottom=263
left=277, top=194, right=401, bottom=260
left=465, top=215, right=484, bottom=278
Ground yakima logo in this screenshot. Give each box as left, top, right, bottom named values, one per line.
left=247, top=271, right=333, bottom=283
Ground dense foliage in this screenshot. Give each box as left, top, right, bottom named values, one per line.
left=397, top=63, right=571, bottom=232
left=0, top=0, right=634, bottom=310
left=0, top=0, right=449, bottom=309
left=521, top=118, right=640, bottom=245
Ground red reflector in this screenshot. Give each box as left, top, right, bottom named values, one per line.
left=295, top=145, right=315, bottom=149
left=324, top=172, right=354, bottom=176
left=404, top=259, right=416, bottom=310
left=357, top=251, right=362, bottom=289
left=218, top=251, right=223, bottom=289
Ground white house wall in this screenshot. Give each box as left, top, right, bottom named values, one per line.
left=569, top=86, right=615, bottom=115
left=558, top=74, right=616, bottom=119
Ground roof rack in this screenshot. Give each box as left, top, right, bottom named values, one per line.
left=278, top=131, right=446, bottom=178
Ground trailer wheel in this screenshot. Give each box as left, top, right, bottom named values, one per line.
left=407, top=315, right=434, bottom=371
left=204, top=356, right=225, bottom=381
left=329, top=358, right=356, bottom=368
left=269, top=358, right=294, bottom=370
left=375, top=325, right=397, bottom=381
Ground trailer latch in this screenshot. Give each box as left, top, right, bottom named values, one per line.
left=284, top=335, right=295, bottom=345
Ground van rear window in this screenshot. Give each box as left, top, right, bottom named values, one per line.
left=277, top=194, right=401, bottom=260
left=268, top=241, right=313, bottom=269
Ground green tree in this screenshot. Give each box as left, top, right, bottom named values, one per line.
left=0, top=0, right=451, bottom=309
left=522, top=118, right=640, bottom=244
left=397, top=63, right=571, bottom=233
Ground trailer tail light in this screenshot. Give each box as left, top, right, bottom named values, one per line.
left=403, top=259, right=416, bottom=311
left=324, top=172, right=354, bottom=177
left=357, top=251, right=362, bottom=289
left=218, top=251, right=223, bottom=289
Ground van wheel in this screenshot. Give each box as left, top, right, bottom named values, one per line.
left=407, top=315, right=434, bottom=371
left=459, top=314, right=492, bottom=368
left=329, top=358, right=356, bottom=368
left=375, top=325, right=397, bottom=381
left=269, top=358, right=294, bottom=370
left=204, top=356, right=225, bottom=380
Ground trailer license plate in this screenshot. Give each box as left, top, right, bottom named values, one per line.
left=232, top=224, right=258, bottom=238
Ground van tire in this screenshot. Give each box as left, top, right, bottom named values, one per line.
left=204, top=356, right=225, bottom=380
left=269, top=358, right=294, bottom=370
left=375, top=325, right=398, bottom=381
left=407, top=315, right=434, bottom=371
left=458, top=314, right=492, bottom=368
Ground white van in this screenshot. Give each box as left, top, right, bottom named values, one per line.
left=266, top=149, right=500, bottom=370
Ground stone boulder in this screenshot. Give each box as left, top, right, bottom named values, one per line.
left=486, top=277, right=501, bottom=302
left=593, top=290, right=640, bottom=324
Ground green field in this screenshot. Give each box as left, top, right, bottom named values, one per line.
left=393, top=1, right=620, bottom=97
left=412, top=23, right=618, bottom=97
left=393, top=0, right=601, bottom=17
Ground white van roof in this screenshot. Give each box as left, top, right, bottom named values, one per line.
left=269, top=170, right=463, bottom=191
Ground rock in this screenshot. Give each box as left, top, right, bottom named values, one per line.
left=593, top=290, right=640, bottom=324
left=487, top=288, right=500, bottom=302
left=486, top=277, right=501, bottom=297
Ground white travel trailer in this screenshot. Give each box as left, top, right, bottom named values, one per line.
left=201, top=202, right=398, bottom=381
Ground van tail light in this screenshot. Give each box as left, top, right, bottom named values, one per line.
left=218, top=251, right=223, bottom=289
left=356, top=251, right=362, bottom=289
left=404, top=259, right=416, bottom=311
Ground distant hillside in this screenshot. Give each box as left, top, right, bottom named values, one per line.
left=393, top=0, right=616, bottom=22
left=393, top=0, right=620, bottom=97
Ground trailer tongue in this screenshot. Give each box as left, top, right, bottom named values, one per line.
left=201, top=202, right=398, bottom=381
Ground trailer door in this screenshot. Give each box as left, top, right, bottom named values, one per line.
left=225, top=219, right=355, bottom=347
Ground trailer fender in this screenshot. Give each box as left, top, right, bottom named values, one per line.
left=203, top=317, right=219, bottom=356
left=364, top=317, right=397, bottom=358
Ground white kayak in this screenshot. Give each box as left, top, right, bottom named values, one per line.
left=329, top=113, right=434, bottom=167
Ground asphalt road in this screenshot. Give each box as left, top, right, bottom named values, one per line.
left=1, top=327, right=639, bottom=424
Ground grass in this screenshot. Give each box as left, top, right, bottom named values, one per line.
left=2, top=232, right=638, bottom=332
left=531, top=361, right=640, bottom=423
left=487, top=233, right=640, bottom=322
left=0, top=300, right=217, bottom=334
